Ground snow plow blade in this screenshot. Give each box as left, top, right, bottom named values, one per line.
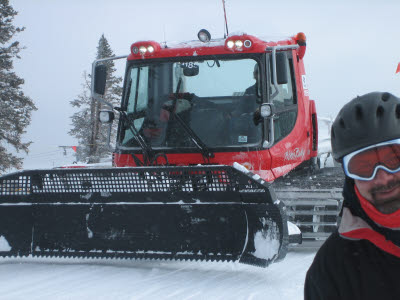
left=0, top=165, right=288, bottom=267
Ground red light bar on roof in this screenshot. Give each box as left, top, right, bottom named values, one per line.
left=225, top=35, right=253, bottom=51
left=131, top=41, right=161, bottom=57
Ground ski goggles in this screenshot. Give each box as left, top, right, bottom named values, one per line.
left=342, top=138, right=400, bottom=181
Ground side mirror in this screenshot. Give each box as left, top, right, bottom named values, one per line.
left=99, top=110, right=115, bottom=124
left=276, top=52, right=288, bottom=85
left=94, top=65, right=107, bottom=95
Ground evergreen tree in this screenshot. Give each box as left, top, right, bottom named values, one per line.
left=69, top=34, right=122, bottom=163
left=0, top=0, right=37, bottom=173
left=69, top=72, right=92, bottom=162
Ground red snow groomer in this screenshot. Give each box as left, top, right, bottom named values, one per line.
left=104, top=31, right=317, bottom=179
left=0, top=31, right=332, bottom=268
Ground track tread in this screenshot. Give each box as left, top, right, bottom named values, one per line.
left=273, top=167, right=345, bottom=244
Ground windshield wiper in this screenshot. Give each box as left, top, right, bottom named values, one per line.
left=170, top=111, right=215, bottom=160
left=116, top=109, right=155, bottom=166
left=164, top=78, right=214, bottom=161
left=119, top=67, right=157, bottom=166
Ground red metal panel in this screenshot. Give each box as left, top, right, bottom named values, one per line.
left=268, top=49, right=312, bottom=179
left=114, top=149, right=275, bottom=182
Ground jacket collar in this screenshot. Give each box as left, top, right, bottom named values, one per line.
left=339, top=207, right=400, bottom=258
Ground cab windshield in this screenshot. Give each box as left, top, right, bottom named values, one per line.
left=119, top=56, right=262, bottom=149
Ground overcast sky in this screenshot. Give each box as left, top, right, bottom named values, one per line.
left=10, top=0, right=400, bottom=168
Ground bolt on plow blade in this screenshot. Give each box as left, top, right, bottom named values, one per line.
left=0, top=165, right=288, bottom=267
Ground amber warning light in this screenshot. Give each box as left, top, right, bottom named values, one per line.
left=295, top=32, right=307, bottom=59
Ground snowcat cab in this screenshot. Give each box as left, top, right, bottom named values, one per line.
left=98, top=33, right=318, bottom=180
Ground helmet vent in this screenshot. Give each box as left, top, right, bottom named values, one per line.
left=381, top=92, right=390, bottom=102
left=376, top=106, right=384, bottom=118
left=355, top=105, right=363, bottom=120
left=396, top=104, right=400, bottom=119
left=339, top=118, right=346, bottom=129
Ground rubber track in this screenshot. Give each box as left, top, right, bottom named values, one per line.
left=272, top=167, right=345, bottom=246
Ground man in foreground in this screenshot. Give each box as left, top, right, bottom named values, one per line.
left=304, top=92, right=400, bottom=300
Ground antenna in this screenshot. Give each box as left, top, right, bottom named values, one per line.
left=222, top=0, right=229, bottom=38
left=163, top=24, right=167, bottom=48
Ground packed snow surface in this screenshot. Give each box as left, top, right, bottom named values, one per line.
left=0, top=250, right=316, bottom=300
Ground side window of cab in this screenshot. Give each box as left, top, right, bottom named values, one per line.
left=268, top=51, right=298, bottom=143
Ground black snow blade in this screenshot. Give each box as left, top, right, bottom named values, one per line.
left=0, top=165, right=288, bottom=267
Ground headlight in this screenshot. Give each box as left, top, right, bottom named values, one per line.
left=147, top=45, right=154, bottom=53
left=260, top=104, right=273, bottom=118
left=235, top=40, right=243, bottom=48
left=99, top=111, right=115, bottom=124
left=198, top=29, right=211, bottom=43
left=139, top=46, right=147, bottom=54
left=227, top=40, right=234, bottom=48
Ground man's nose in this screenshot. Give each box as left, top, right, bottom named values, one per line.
left=373, top=168, right=396, bottom=183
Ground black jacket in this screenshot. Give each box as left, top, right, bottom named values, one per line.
left=304, top=178, right=400, bottom=300
left=304, top=231, right=400, bottom=300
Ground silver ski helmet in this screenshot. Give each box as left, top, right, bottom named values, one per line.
left=331, top=92, right=400, bottom=161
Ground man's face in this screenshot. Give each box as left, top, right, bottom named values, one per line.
left=355, top=169, right=400, bottom=214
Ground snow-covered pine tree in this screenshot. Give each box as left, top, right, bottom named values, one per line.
left=0, top=0, right=37, bottom=173
left=69, top=34, right=122, bottom=163
left=69, top=71, right=92, bottom=162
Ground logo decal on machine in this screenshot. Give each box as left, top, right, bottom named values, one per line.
left=302, top=75, right=309, bottom=97
left=284, top=148, right=305, bottom=161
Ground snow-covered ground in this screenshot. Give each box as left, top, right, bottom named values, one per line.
left=0, top=249, right=316, bottom=300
